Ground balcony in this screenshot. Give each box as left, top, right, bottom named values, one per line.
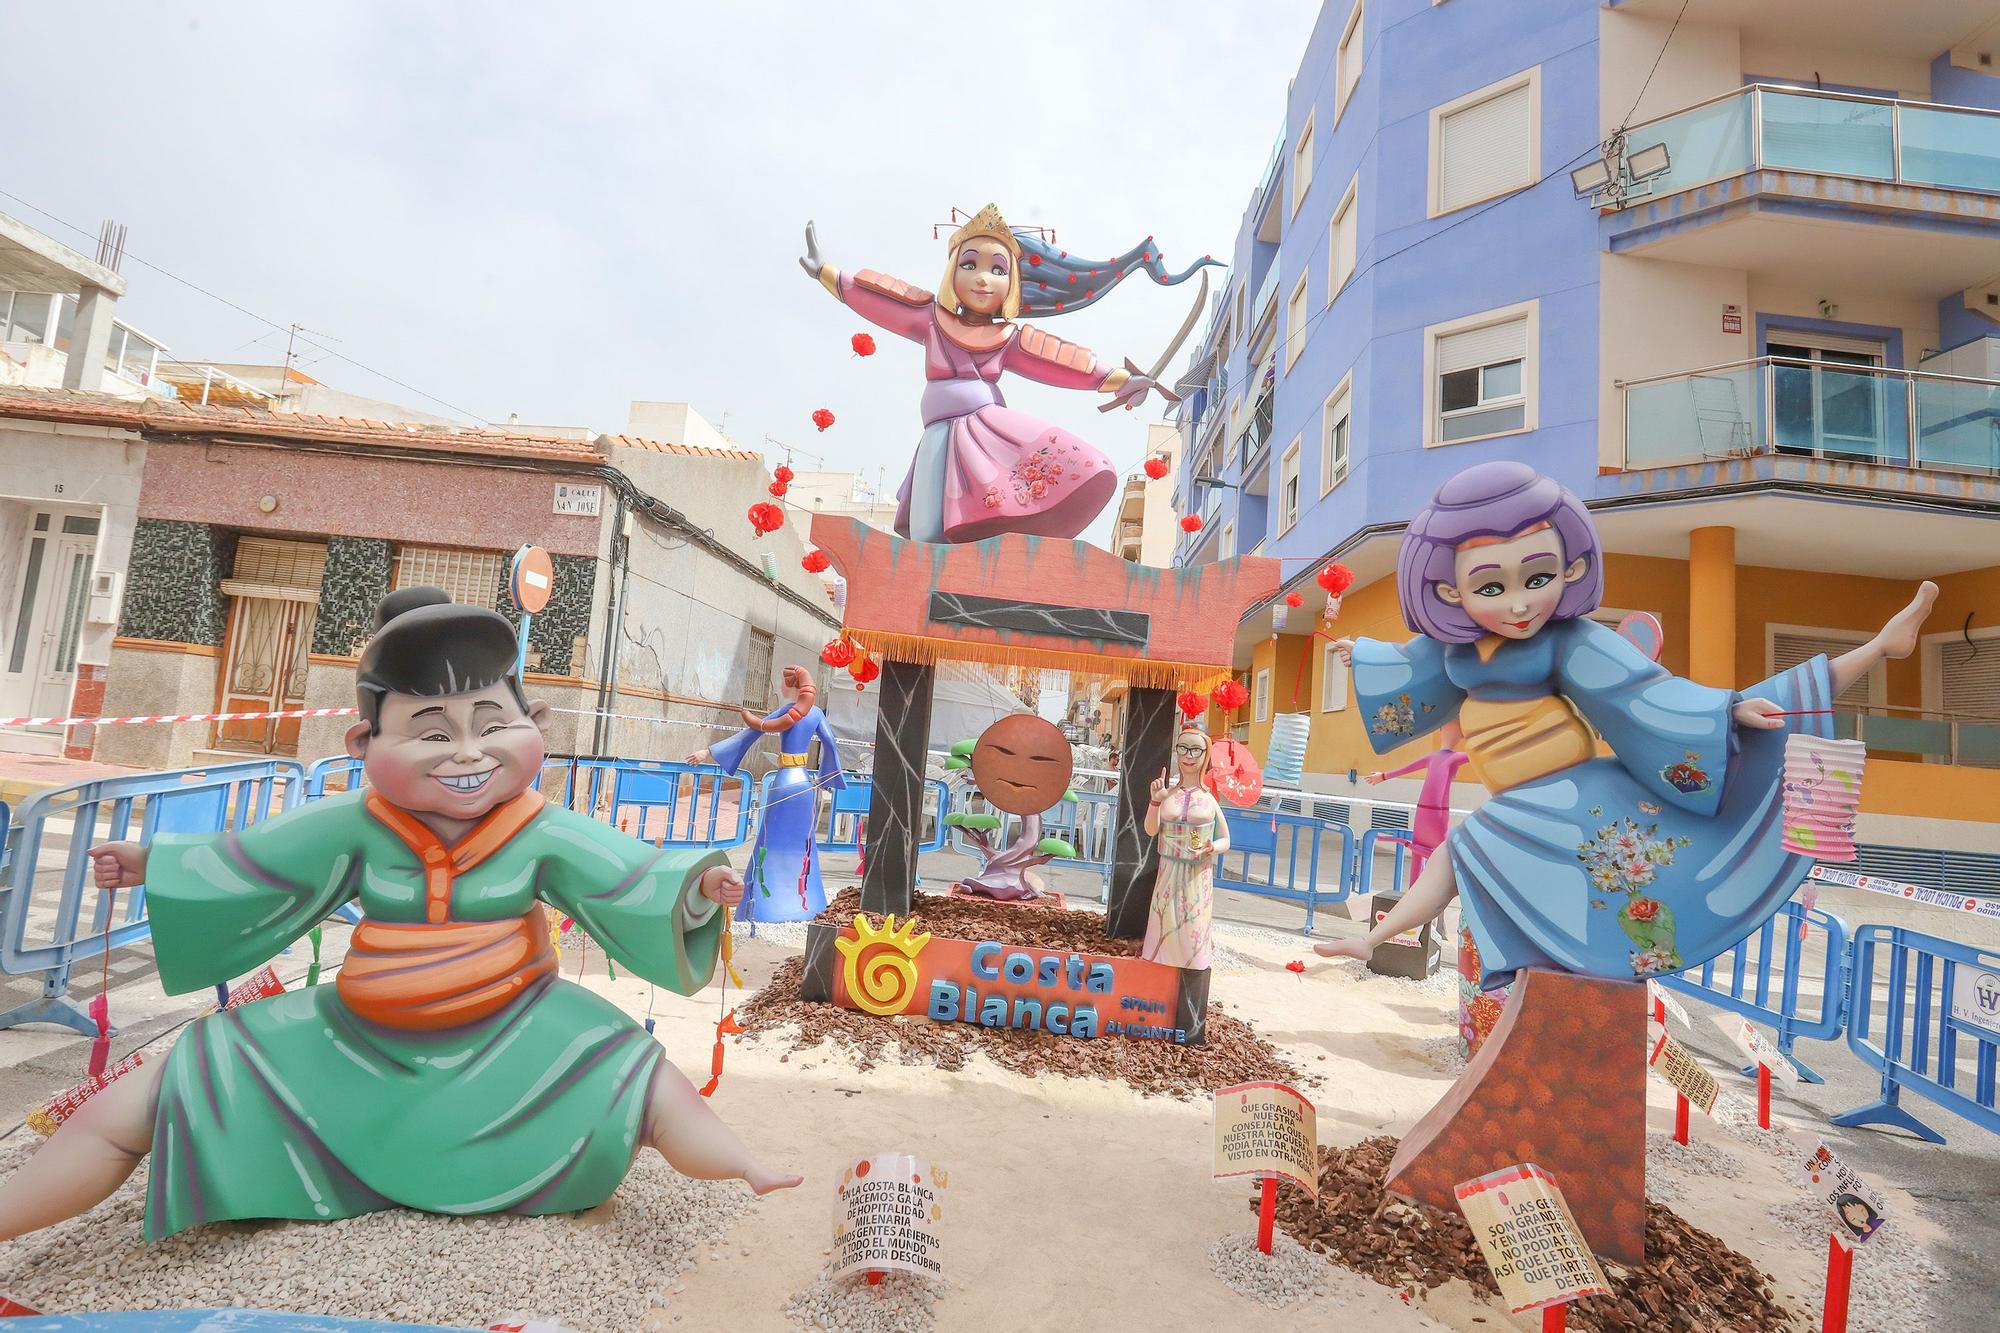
left=1117, top=476, right=1146, bottom=521
left=1608, top=86, right=2000, bottom=289
left=1621, top=358, right=2000, bottom=474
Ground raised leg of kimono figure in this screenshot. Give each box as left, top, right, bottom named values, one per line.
left=0, top=1059, right=162, bottom=1240
left=1829, top=581, right=1937, bottom=698
left=643, top=1061, right=802, bottom=1196
left=1313, top=848, right=1458, bottom=962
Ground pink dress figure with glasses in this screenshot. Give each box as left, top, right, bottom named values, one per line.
left=798, top=205, right=1215, bottom=544
left=1142, top=728, right=1233, bottom=970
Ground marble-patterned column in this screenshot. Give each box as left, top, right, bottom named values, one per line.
left=861, top=659, right=936, bottom=917
left=1106, top=685, right=1175, bottom=938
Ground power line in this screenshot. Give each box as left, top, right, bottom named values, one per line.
left=0, top=187, right=489, bottom=423
left=1622, top=0, right=1694, bottom=130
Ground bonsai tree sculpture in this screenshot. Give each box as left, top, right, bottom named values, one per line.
left=942, top=714, right=1078, bottom=901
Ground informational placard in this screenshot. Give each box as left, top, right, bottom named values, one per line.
left=1455, top=1164, right=1610, bottom=1314
left=828, top=1154, right=947, bottom=1282
left=1647, top=1019, right=1719, bottom=1113
left=1212, top=1081, right=1319, bottom=1197
left=1950, top=964, right=2000, bottom=1038
left=1801, top=1141, right=1887, bottom=1247
left=218, top=964, right=286, bottom=1011
left=1715, top=1014, right=1799, bottom=1084
left=1647, top=978, right=1691, bottom=1028
left=1722, top=303, right=1743, bottom=334
left=552, top=483, right=603, bottom=517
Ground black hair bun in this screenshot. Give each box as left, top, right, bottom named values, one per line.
left=374, top=585, right=451, bottom=630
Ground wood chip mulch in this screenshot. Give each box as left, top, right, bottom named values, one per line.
left=1262, top=1137, right=1803, bottom=1331
left=735, top=889, right=1305, bottom=1100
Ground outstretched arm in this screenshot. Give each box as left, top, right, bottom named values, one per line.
left=798, top=221, right=931, bottom=344
left=1004, top=326, right=1159, bottom=403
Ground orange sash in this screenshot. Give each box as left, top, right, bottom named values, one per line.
left=337, top=790, right=553, bottom=1031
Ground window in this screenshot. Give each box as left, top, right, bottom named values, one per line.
left=1292, top=112, right=1315, bottom=216
left=1770, top=627, right=1882, bottom=709
left=1336, top=2, right=1364, bottom=120
left=744, top=628, right=775, bottom=711
left=4, top=291, right=51, bottom=345
left=1254, top=668, right=1272, bottom=722
left=1430, top=67, right=1540, bottom=216
left=1426, top=301, right=1537, bottom=446
left=1322, top=377, right=1352, bottom=494
left=1329, top=178, right=1358, bottom=299
left=1235, top=281, right=1246, bottom=337
left=1321, top=643, right=1350, bottom=712
left=1936, top=629, right=2000, bottom=769
left=392, top=544, right=503, bottom=609
left=1220, top=520, right=1235, bottom=561
left=1278, top=437, right=1302, bottom=532
left=1285, top=274, right=1309, bottom=372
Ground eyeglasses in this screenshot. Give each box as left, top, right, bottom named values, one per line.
left=1173, top=744, right=1208, bottom=759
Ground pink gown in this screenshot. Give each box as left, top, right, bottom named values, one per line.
left=833, top=269, right=1119, bottom=544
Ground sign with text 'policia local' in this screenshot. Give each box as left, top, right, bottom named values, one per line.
left=800, top=915, right=1213, bottom=1045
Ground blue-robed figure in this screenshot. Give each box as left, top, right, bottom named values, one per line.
left=692, top=665, right=844, bottom=924
left=1320, top=461, right=1937, bottom=990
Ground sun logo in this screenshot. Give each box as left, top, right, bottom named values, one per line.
left=834, top=913, right=932, bottom=1016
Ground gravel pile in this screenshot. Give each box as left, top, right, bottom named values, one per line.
left=1644, top=1130, right=1741, bottom=1203
left=1207, top=1231, right=1330, bottom=1309
left=1766, top=1193, right=1941, bottom=1333
left=1267, top=1136, right=1803, bottom=1331
left=738, top=891, right=1305, bottom=1100
left=0, top=1141, right=746, bottom=1331
left=782, top=1272, right=947, bottom=1332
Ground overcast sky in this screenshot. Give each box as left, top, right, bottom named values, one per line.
left=6, top=2, right=1320, bottom=541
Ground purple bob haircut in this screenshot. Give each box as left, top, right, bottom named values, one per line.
left=1397, top=461, right=1604, bottom=642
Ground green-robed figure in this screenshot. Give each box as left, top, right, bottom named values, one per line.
left=0, top=588, right=801, bottom=1243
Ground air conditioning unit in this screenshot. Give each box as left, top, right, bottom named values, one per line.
left=87, top=569, right=123, bottom=624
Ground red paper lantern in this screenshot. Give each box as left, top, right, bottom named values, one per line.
left=1180, top=514, right=1203, bottom=533
left=1143, top=457, right=1169, bottom=480
left=773, top=464, right=795, bottom=484
left=820, top=639, right=855, bottom=668
left=1285, top=591, right=1304, bottom=608
left=1211, top=680, right=1249, bottom=712
left=849, top=657, right=880, bottom=686
left=802, top=550, right=831, bottom=574
left=850, top=333, right=876, bottom=358
left=1317, top=562, right=1356, bottom=596
left=768, top=480, right=789, bottom=498
left=1176, top=690, right=1205, bottom=720
left=747, top=502, right=783, bottom=536
left=811, top=408, right=835, bottom=432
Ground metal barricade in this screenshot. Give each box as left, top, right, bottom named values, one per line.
left=1832, top=924, right=2000, bottom=1146
left=0, top=760, right=305, bottom=1035
left=1659, top=899, right=1850, bottom=1083
left=1212, top=807, right=1354, bottom=934
left=940, top=790, right=1116, bottom=899
left=1354, top=827, right=1416, bottom=898
left=815, top=775, right=951, bottom=854
left=541, top=757, right=751, bottom=849
left=305, top=754, right=364, bottom=796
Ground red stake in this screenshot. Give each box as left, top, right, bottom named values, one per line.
left=1675, top=1092, right=1691, bottom=1145
left=1822, top=1234, right=1852, bottom=1333
left=1758, top=1064, right=1773, bottom=1129
left=1543, top=1304, right=1568, bottom=1331
left=1257, top=1177, right=1278, bottom=1254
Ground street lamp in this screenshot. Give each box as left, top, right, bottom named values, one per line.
left=1572, top=132, right=1673, bottom=211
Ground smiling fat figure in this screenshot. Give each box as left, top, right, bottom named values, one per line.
left=969, top=713, right=1074, bottom=816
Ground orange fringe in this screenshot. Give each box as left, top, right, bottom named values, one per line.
left=847, top=628, right=1230, bottom=693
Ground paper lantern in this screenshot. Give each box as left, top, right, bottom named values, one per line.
left=746, top=502, right=784, bottom=536
left=1316, top=562, right=1355, bottom=596
left=768, top=480, right=789, bottom=498
left=774, top=464, right=795, bottom=484
left=820, top=639, right=856, bottom=669
left=1180, top=514, right=1203, bottom=533
left=1285, top=591, right=1304, bottom=608
left=802, top=550, right=831, bottom=574
left=849, top=658, right=880, bottom=685
left=811, top=408, right=835, bottom=432
left=1211, top=680, right=1248, bottom=712
left=1143, top=457, right=1169, bottom=480
left=850, top=333, right=876, bottom=357
left=1176, top=690, right=1206, bottom=720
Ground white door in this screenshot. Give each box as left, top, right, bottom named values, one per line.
left=3, top=512, right=97, bottom=721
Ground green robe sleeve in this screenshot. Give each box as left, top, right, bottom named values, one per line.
left=145, top=792, right=368, bottom=995
left=531, top=806, right=727, bottom=996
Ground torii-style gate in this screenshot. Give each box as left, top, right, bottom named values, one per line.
left=811, top=516, right=1281, bottom=935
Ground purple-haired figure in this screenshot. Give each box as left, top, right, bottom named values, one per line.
left=1318, top=462, right=1936, bottom=989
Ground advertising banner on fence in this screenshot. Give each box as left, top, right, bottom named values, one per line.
left=1647, top=1020, right=1720, bottom=1114
left=1949, top=964, right=2000, bottom=1038
left=1801, top=1141, right=1887, bottom=1248
left=1454, top=1163, right=1610, bottom=1314
left=1212, top=1081, right=1320, bottom=1197
left=829, top=1154, right=947, bottom=1282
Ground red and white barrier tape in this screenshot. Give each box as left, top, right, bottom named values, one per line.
left=0, top=706, right=359, bottom=729
left=1807, top=864, right=2000, bottom=921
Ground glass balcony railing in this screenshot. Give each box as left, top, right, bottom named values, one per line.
left=1625, top=84, right=2000, bottom=198
left=1622, top=358, right=2000, bottom=474
left=1832, top=706, right=2000, bottom=769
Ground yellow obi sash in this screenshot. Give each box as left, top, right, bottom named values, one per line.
left=778, top=752, right=812, bottom=768
left=1459, top=694, right=1596, bottom=793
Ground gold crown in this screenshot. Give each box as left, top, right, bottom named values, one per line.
left=949, top=203, right=1019, bottom=252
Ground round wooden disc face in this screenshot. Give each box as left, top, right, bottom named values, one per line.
left=511, top=546, right=554, bottom=614
left=969, top=713, right=1073, bottom=815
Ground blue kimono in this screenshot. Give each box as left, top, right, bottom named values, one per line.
left=710, top=704, right=844, bottom=924
left=1353, top=619, right=1833, bottom=989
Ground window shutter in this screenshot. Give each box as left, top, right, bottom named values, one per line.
left=233, top=538, right=327, bottom=591
left=1771, top=631, right=1876, bottom=708
left=1939, top=637, right=2000, bottom=716
left=1437, top=317, right=1526, bottom=375
left=1333, top=197, right=1358, bottom=289
left=392, top=545, right=505, bottom=610
left=1438, top=82, right=1532, bottom=211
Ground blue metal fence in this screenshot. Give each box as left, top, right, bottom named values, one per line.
left=0, top=760, right=304, bottom=1035
left=1212, top=807, right=1354, bottom=933
left=1660, top=900, right=1850, bottom=1083
left=812, top=775, right=952, bottom=855
left=1832, top=924, right=2000, bottom=1146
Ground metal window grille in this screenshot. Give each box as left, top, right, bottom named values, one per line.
left=391, top=545, right=504, bottom=610
left=744, top=629, right=775, bottom=711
